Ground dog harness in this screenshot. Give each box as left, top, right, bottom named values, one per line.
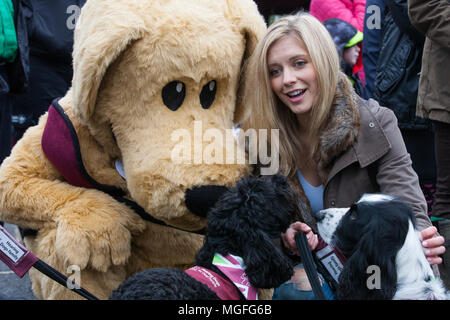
left=212, top=253, right=258, bottom=300
left=185, top=253, right=257, bottom=300
left=314, top=237, right=347, bottom=285
left=40, top=98, right=205, bottom=235
left=185, top=266, right=241, bottom=300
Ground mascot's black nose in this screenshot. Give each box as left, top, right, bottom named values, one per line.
left=185, top=185, right=229, bottom=218
left=313, top=210, right=326, bottom=221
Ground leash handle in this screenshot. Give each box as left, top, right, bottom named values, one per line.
left=0, top=224, right=98, bottom=300
left=294, top=232, right=327, bottom=300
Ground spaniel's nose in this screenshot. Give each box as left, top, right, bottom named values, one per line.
left=313, top=210, right=326, bottom=221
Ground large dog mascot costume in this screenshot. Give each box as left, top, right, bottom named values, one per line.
left=0, top=0, right=266, bottom=299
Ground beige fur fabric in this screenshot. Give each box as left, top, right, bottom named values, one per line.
left=0, top=0, right=266, bottom=299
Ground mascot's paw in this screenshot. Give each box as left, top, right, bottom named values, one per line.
left=54, top=193, right=146, bottom=272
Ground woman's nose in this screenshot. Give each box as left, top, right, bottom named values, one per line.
left=283, top=69, right=296, bottom=86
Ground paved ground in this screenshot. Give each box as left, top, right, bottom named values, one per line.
left=0, top=223, right=37, bottom=300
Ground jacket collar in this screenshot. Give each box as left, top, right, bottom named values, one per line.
left=315, top=73, right=360, bottom=182
left=314, top=73, right=390, bottom=184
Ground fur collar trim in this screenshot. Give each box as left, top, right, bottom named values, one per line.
left=315, top=72, right=360, bottom=180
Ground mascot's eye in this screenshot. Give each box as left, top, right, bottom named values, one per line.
left=200, top=80, right=217, bottom=109
left=162, top=81, right=186, bottom=111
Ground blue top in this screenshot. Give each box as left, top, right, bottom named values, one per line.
left=297, top=170, right=324, bottom=214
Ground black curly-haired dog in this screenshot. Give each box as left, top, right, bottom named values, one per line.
left=110, top=175, right=299, bottom=300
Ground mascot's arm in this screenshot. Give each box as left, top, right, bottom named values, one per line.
left=0, top=122, right=145, bottom=271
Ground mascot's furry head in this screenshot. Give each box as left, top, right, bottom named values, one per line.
left=70, top=0, right=267, bottom=229
left=0, top=0, right=267, bottom=299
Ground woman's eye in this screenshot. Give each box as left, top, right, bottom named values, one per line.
left=295, top=60, right=306, bottom=67
left=269, top=69, right=280, bottom=77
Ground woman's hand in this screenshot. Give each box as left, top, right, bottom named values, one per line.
left=421, top=226, right=446, bottom=265
left=281, top=221, right=319, bottom=255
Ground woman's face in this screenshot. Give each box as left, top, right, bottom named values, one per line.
left=267, top=35, right=318, bottom=117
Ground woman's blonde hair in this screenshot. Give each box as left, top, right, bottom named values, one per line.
left=242, top=12, right=340, bottom=177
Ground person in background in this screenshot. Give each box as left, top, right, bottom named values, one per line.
left=12, top=0, right=86, bottom=143
left=362, top=0, right=384, bottom=98
left=241, top=12, right=445, bottom=299
left=309, top=0, right=366, bottom=84
left=408, top=0, right=450, bottom=290
left=1, top=0, right=31, bottom=165
left=370, top=0, right=436, bottom=218
left=323, top=18, right=368, bottom=99
left=0, top=0, right=17, bottom=167
left=0, top=0, right=31, bottom=228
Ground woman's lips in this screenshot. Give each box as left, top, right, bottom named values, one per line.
left=285, top=88, right=306, bottom=103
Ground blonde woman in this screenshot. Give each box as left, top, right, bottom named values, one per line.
left=242, top=13, right=445, bottom=299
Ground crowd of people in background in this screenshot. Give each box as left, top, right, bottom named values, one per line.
left=0, top=0, right=449, bottom=299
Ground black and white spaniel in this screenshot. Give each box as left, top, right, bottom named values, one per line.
left=315, top=194, right=449, bottom=300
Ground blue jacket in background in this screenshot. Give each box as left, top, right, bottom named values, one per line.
left=362, top=0, right=385, bottom=99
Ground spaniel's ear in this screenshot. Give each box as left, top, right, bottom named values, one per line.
left=71, top=0, right=146, bottom=125
left=224, top=0, right=267, bottom=125
left=337, top=231, right=399, bottom=300
left=337, top=248, right=397, bottom=299
left=243, top=232, right=293, bottom=289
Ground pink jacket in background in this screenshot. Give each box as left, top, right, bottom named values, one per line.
left=310, top=0, right=366, bottom=84
left=310, top=0, right=366, bottom=31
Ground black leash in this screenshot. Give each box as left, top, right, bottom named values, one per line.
left=33, top=260, right=99, bottom=300
left=294, top=232, right=327, bottom=300
left=114, top=196, right=206, bottom=235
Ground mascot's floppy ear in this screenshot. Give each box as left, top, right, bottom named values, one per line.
left=225, top=0, right=267, bottom=125
left=71, top=0, right=146, bottom=153
left=72, top=0, right=146, bottom=124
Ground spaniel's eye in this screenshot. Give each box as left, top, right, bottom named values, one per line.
left=162, top=81, right=186, bottom=111
left=200, top=80, right=217, bottom=109
left=349, top=204, right=358, bottom=220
